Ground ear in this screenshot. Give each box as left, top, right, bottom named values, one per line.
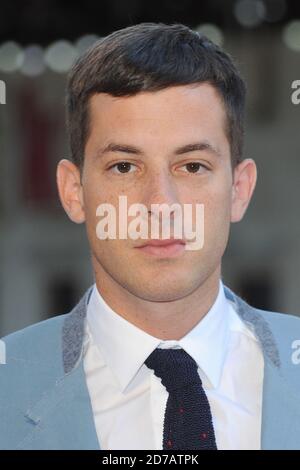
left=231, top=158, right=257, bottom=223
left=56, top=159, right=85, bottom=224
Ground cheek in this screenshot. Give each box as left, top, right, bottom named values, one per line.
left=82, top=183, right=113, bottom=246
left=83, top=171, right=116, bottom=218
left=200, top=185, right=232, bottom=238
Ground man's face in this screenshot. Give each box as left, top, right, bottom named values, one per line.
left=59, top=83, right=256, bottom=302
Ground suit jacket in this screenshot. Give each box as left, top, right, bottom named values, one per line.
left=1, top=284, right=300, bottom=450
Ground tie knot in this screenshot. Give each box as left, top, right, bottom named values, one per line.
left=145, top=348, right=200, bottom=393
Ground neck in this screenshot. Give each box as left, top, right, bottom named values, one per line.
left=92, top=259, right=221, bottom=341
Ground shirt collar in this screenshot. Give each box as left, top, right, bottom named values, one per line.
left=86, top=280, right=231, bottom=392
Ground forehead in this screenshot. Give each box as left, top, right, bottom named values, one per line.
left=87, top=83, right=228, bottom=149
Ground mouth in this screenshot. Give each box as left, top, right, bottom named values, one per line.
left=134, top=238, right=186, bottom=257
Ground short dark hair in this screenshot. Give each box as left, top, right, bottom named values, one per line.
left=66, top=22, right=246, bottom=169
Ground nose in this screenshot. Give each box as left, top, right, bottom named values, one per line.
left=143, top=168, right=179, bottom=208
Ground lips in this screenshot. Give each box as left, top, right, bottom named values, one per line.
left=137, top=238, right=186, bottom=248
left=135, top=239, right=186, bottom=257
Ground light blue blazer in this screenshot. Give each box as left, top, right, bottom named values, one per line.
left=1, top=285, right=300, bottom=450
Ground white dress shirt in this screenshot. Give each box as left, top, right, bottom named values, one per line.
left=83, top=280, right=264, bottom=450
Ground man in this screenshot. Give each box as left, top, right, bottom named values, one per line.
left=1, top=22, right=300, bottom=450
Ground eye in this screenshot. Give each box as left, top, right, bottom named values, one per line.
left=108, top=161, right=137, bottom=174
left=180, top=162, right=208, bottom=173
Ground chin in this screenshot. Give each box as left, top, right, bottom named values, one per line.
left=129, top=278, right=198, bottom=302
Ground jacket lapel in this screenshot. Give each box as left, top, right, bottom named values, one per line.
left=18, top=362, right=100, bottom=450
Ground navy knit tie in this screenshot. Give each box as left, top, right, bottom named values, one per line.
left=145, top=348, right=217, bottom=450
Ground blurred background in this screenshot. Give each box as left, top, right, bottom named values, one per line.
left=0, top=0, right=300, bottom=336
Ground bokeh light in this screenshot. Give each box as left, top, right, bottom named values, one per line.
left=44, top=40, right=77, bottom=73
left=234, top=0, right=266, bottom=28
left=21, top=45, right=45, bottom=76
left=195, top=23, right=224, bottom=47
left=0, top=41, right=24, bottom=73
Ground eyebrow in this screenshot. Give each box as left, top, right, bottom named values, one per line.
left=97, top=140, right=222, bottom=159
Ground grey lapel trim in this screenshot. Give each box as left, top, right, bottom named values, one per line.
left=62, top=284, right=281, bottom=374
left=223, top=285, right=281, bottom=368
left=62, top=286, right=93, bottom=374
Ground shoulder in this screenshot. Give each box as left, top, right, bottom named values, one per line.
left=0, top=314, right=71, bottom=449
left=226, top=284, right=300, bottom=348
left=225, top=280, right=300, bottom=339
left=226, top=282, right=300, bottom=375
left=2, top=313, right=68, bottom=364
left=250, top=307, right=300, bottom=379
left=0, top=314, right=71, bottom=405
left=0, top=285, right=92, bottom=384
left=255, top=307, right=300, bottom=339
